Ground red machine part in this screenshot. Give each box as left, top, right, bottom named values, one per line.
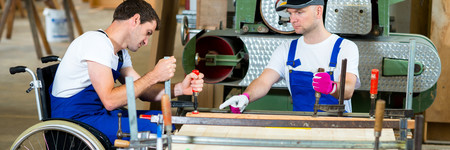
left=195, top=36, right=235, bottom=83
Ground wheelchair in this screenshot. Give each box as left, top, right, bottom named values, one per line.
left=9, top=56, right=113, bottom=150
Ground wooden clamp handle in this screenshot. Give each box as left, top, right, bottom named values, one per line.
left=374, top=100, right=386, bottom=132
left=114, top=139, right=130, bottom=148
left=318, top=68, right=325, bottom=73
left=161, top=94, right=172, bottom=126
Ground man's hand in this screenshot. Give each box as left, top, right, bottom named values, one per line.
left=150, top=56, right=176, bottom=82
left=219, top=95, right=249, bottom=113
left=177, top=72, right=204, bottom=96
left=312, top=72, right=337, bottom=95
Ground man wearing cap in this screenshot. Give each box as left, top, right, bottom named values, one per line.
left=220, top=0, right=360, bottom=113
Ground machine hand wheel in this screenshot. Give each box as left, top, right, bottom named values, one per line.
left=10, top=120, right=105, bottom=150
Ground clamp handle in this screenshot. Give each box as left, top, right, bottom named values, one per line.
left=161, top=94, right=172, bottom=127
left=312, top=68, right=325, bottom=117
left=370, top=69, right=379, bottom=95
left=191, top=69, right=199, bottom=93
left=374, top=100, right=386, bottom=133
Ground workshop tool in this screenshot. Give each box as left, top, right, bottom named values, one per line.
left=125, top=77, right=138, bottom=141
left=114, top=77, right=139, bottom=148
left=312, top=59, right=347, bottom=116
left=374, top=100, right=386, bottom=150
left=338, top=59, right=347, bottom=117
left=191, top=69, right=200, bottom=114
left=116, top=113, right=130, bottom=140
left=370, top=69, right=379, bottom=118
left=161, top=59, right=173, bottom=150
left=156, top=123, right=163, bottom=150
left=312, top=68, right=325, bottom=117
left=164, top=56, right=171, bottom=98
left=133, top=133, right=404, bottom=149
left=161, top=94, right=172, bottom=150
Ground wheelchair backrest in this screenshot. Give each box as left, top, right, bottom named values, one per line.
left=36, top=63, right=114, bottom=149
left=36, top=64, right=59, bottom=120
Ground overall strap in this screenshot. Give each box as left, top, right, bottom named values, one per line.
left=97, top=29, right=123, bottom=63
left=118, top=51, right=123, bottom=63
left=286, top=39, right=301, bottom=68
left=328, top=37, right=344, bottom=68
left=97, top=29, right=108, bottom=38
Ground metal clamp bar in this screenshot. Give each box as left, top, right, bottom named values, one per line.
left=399, top=118, right=408, bottom=141
left=125, top=77, right=138, bottom=141
left=413, top=115, right=424, bottom=150
left=406, top=39, right=416, bottom=110
left=164, top=56, right=171, bottom=99
left=338, top=59, right=347, bottom=117
left=136, top=134, right=405, bottom=149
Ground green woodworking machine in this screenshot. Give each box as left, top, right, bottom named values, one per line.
left=181, top=0, right=441, bottom=114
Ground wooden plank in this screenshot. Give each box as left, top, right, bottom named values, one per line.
left=425, top=122, right=450, bottom=142
left=89, top=0, right=155, bottom=9
left=410, top=0, right=431, bottom=36
left=68, top=0, right=83, bottom=36
left=173, top=124, right=396, bottom=149
left=196, top=0, right=227, bottom=30
left=426, top=0, right=450, bottom=123
left=0, top=0, right=13, bottom=41
left=424, top=0, right=450, bottom=143
left=15, top=0, right=26, bottom=18
left=89, top=0, right=120, bottom=9
left=5, top=0, right=15, bottom=39
left=186, top=112, right=415, bottom=129
left=31, top=0, right=52, bottom=55
left=24, top=0, right=43, bottom=58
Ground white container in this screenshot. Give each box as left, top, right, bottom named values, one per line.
left=43, top=8, right=69, bottom=42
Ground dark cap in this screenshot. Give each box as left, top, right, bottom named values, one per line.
left=276, top=0, right=324, bottom=11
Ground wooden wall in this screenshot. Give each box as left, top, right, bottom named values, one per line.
left=196, top=0, right=228, bottom=30
left=424, top=0, right=450, bottom=143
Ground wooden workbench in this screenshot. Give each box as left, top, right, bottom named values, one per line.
left=172, top=112, right=399, bottom=149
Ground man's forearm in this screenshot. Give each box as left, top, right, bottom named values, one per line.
left=244, top=78, right=273, bottom=102
left=331, top=73, right=357, bottom=100
left=139, top=83, right=183, bottom=102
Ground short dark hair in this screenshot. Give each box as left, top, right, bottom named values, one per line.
left=113, top=0, right=160, bottom=30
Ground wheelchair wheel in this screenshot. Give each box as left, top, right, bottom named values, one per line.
left=10, top=120, right=105, bottom=150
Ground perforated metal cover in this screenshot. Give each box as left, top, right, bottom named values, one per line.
left=260, top=0, right=294, bottom=34
left=325, top=0, right=372, bottom=35
left=238, top=34, right=441, bottom=93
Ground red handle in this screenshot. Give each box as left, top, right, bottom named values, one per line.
left=192, top=69, right=199, bottom=93
left=370, top=69, right=379, bottom=94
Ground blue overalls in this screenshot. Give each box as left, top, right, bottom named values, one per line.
left=50, top=31, right=160, bottom=142
left=286, top=37, right=344, bottom=111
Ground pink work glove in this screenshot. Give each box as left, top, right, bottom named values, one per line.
left=219, top=94, right=249, bottom=114
left=312, top=72, right=337, bottom=95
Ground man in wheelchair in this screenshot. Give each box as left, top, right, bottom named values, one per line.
left=49, top=0, right=204, bottom=142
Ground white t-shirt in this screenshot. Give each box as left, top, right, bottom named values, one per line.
left=52, top=30, right=132, bottom=98
left=266, top=34, right=360, bottom=112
